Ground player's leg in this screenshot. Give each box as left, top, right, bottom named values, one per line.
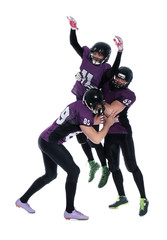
left=16, top=149, right=58, bottom=213
left=87, top=139, right=110, bottom=187
left=104, top=134, right=128, bottom=209
left=39, top=137, right=88, bottom=220
left=76, top=133, right=100, bottom=182
left=87, top=124, right=109, bottom=186
left=121, top=133, right=149, bottom=216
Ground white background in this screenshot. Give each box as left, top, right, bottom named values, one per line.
left=1, top=0, right=167, bottom=239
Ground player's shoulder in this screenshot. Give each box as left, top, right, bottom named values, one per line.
left=124, top=88, right=136, bottom=97
left=74, top=100, right=94, bottom=125
left=68, top=100, right=91, bottom=118
left=74, top=100, right=90, bottom=113
left=104, top=62, right=111, bottom=69
left=121, top=87, right=135, bottom=96
left=83, top=46, right=90, bottom=54
left=120, top=88, right=136, bottom=103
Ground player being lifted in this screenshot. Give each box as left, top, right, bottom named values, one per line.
left=67, top=16, right=123, bottom=188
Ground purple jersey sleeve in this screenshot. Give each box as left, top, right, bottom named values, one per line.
left=103, top=84, right=136, bottom=134
left=103, top=81, right=136, bottom=108
left=115, top=89, right=136, bottom=108
left=75, top=101, right=94, bottom=127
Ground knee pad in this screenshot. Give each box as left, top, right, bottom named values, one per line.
left=76, top=133, right=87, bottom=144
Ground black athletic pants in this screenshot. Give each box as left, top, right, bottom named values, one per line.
left=104, top=133, right=146, bottom=198
left=20, top=137, right=80, bottom=213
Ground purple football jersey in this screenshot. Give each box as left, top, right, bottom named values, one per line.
left=102, top=81, right=136, bottom=134
left=71, top=46, right=111, bottom=99
left=40, top=100, right=94, bottom=144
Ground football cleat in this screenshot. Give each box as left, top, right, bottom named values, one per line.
left=109, top=196, right=128, bottom=209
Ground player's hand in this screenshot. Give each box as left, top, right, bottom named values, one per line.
left=113, top=36, right=123, bottom=52
left=67, top=16, right=79, bottom=30
left=94, top=114, right=105, bottom=125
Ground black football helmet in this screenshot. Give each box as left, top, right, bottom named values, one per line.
left=110, top=66, right=133, bottom=89
left=83, top=88, right=105, bottom=115
left=90, top=42, right=111, bottom=65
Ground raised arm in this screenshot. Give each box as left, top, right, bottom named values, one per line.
left=109, top=36, right=124, bottom=73
left=67, top=16, right=83, bottom=57
left=99, top=36, right=123, bottom=88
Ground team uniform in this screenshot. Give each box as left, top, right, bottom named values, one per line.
left=70, top=29, right=122, bottom=100
left=40, top=100, right=93, bottom=143
left=103, top=81, right=136, bottom=134
left=102, top=75, right=149, bottom=216
left=71, top=46, right=111, bottom=99
left=102, top=81, right=138, bottom=172
left=69, top=29, right=122, bottom=187
left=16, top=100, right=96, bottom=220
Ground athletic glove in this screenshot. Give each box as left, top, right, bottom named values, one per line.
left=113, top=36, right=123, bottom=52
left=67, top=16, right=79, bottom=30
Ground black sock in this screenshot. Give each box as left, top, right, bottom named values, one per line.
left=65, top=181, right=77, bottom=213
left=95, top=143, right=107, bottom=166
left=112, top=170, right=125, bottom=196
left=132, top=167, right=146, bottom=198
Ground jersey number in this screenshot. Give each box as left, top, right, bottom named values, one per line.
left=56, top=106, right=70, bottom=124
left=123, top=99, right=132, bottom=106
left=79, top=69, right=93, bottom=87
left=83, top=118, right=90, bottom=126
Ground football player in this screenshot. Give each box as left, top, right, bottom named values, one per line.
left=102, top=67, right=149, bottom=216
left=67, top=16, right=123, bottom=188
left=15, top=89, right=118, bottom=220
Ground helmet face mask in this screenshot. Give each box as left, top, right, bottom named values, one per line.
left=111, top=76, right=128, bottom=89
left=110, top=66, right=133, bottom=89
left=89, top=102, right=105, bottom=115
left=90, top=42, right=111, bottom=65
left=90, top=53, right=104, bottom=65
left=83, top=89, right=105, bottom=115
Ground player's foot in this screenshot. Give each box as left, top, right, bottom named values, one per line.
left=15, top=199, right=35, bottom=213
left=88, top=160, right=100, bottom=182
left=139, top=198, right=149, bottom=216
left=64, top=209, right=89, bottom=220
left=109, top=196, right=128, bottom=209
left=98, top=166, right=110, bottom=188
